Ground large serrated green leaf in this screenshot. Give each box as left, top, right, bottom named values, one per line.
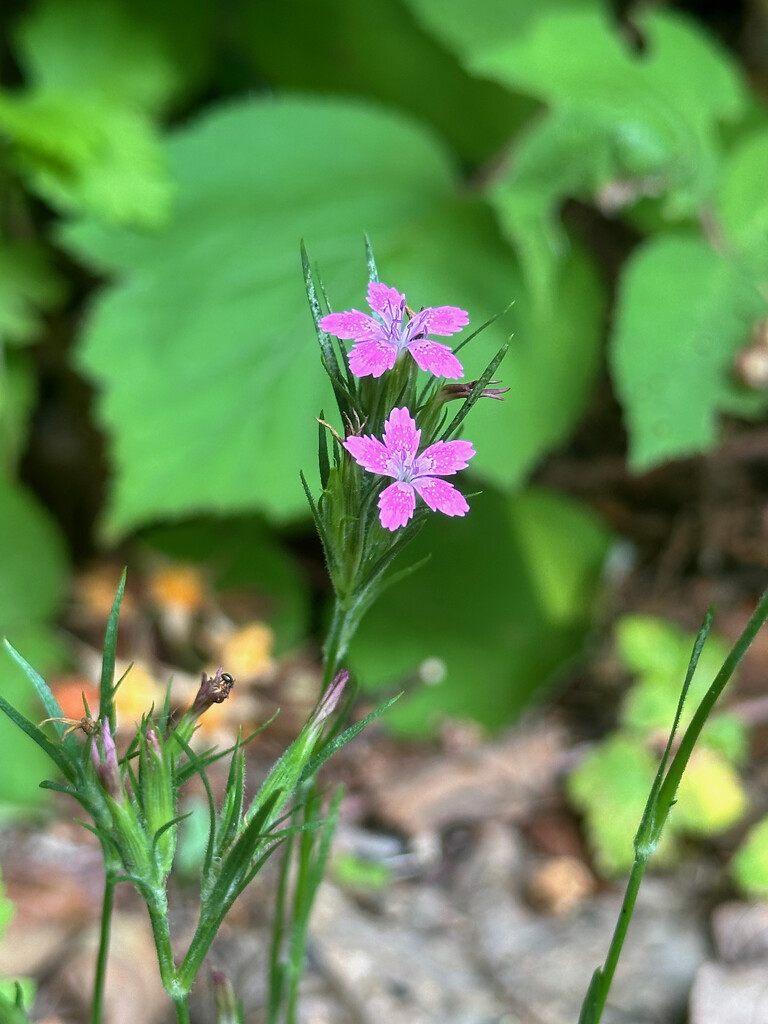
left=349, top=484, right=610, bottom=735
left=58, top=96, right=578, bottom=537
left=610, top=234, right=767, bottom=470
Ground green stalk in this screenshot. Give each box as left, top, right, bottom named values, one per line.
left=320, top=599, right=355, bottom=691
left=145, top=894, right=189, bottom=1018
left=579, top=586, right=768, bottom=1023
left=91, top=869, right=117, bottom=1024
left=172, top=996, right=191, bottom=1024
left=579, top=856, right=646, bottom=1023
left=267, top=821, right=296, bottom=1024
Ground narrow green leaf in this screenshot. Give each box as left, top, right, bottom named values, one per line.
left=578, top=966, right=604, bottom=1024
left=657, top=588, right=768, bottom=824
left=3, top=638, right=66, bottom=731
left=299, top=471, right=335, bottom=578
left=635, top=610, right=712, bottom=853
left=0, top=691, right=75, bottom=781
left=440, top=340, right=510, bottom=441
left=453, top=304, right=513, bottom=356
left=317, top=411, right=330, bottom=490
left=173, top=729, right=218, bottom=883
left=301, top=242, right=343, bottom=386
left=364, top=234, right=379, bottom=284
left=100, top=569, right=126, bottom=729
left=299, top=694, right=400, bottom=783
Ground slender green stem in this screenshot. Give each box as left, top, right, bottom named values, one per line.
left=590, top=855, right=647, bottom=1020
left=267, top=821, right=297, bottom=1024
left=172, top=995, right=191, bottom=1024
left=91, top=870, right=116, bottom=1024
left=145, top=893, right=190, bottom=1019
left=320, top=599, right=354, bottom=691
left=284, top=788, right=318, bottom=1024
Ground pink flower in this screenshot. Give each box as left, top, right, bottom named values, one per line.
left=344, top=408, right=475, bottom=530
left=320, top=282, right=467, bottom=380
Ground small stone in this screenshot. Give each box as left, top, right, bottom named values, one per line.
left=527, top=856, right=596, bottom=915
left=711, top=901, right=768, bottom=963
left=690, top=961, right=768, bottom=1024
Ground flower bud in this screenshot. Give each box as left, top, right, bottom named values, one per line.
left=174, top=667, right=236, bottom=747
left=311, top=670, right=349, bottom=733
left=90, top=719, right=123, bottom=801
left=190, top=667, right=235, bottom=717
left=211, top=969, right=239, bottom=1023
left=439, top=379, right=510, bottom=402
left=140, top=726, right=176, bottom=878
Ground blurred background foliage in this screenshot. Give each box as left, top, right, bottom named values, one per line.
left=2, top=0, right=768, bottom=782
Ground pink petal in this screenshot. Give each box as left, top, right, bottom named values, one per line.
left=348, top=339, right=398, bottom=378
left=407, top=305, right=468, bottom=338
left=367, top=282, right=405, bottom=321
left=378, top=481, right=416, bottom=531
left=415, top=439, right=475, bottom=477
left=343, top=434, right=392, bottom=476
left=412, top=477, right=470, bottom=517
left=320, top=310, right=378, bottom=340
left=383, top=407, right=420, bottom=460
left=406, top=339, right=464, bottom=379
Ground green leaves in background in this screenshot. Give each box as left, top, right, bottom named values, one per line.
left=349, top=485, right=610, bottom=735
left=0, top=242, right=65, bottom=346
left=0, top=0, right=195, bottom=226
left=610, top=235, right=767, bottom=470
left=0, top=476, right=68, bottom=814
left=732, top=816, right=768, bottom=897
left=407, top=2, right=745, bottom=297
left=61, top=96, right=605, bottom=537
left=140, top=517, right=309, bottom=654
left=568, top=614, right=749, bottom=875
left=0, top=92, right=171, bottom=227
left=717, top=128, right=768, bottom=281
left=239, top=0, right=530, bottom=165
left=568, top=734, right=674, bottom=876
left=0, top=869, right=35, bottom=1008
left=12, top=0, right=213, bottom=115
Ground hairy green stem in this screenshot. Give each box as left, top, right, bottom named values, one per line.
left=320, top=599, right=354, bottom=691
left=145, top=893, right=190, bottom=1017
left=172, top=995, right=191, bottom=1024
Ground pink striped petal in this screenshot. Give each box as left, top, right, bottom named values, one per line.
left=348, top=339, right=398, bottom=378
left=382, top=407, right=420, bottom=459
left=320, top=310, right=378, bottom=340
left=343, top=434, right=392, bottom=475
left=406, top=339, right=464, bottom=379
left=378, top=481, right=416, bottom=530
left=415, top=439, right=475, bottom=477
left=412, top=477, right=470, bottom=517
left=367, top=282, right=405, bottom=320
left=408, top=305, right=468, bottom=338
